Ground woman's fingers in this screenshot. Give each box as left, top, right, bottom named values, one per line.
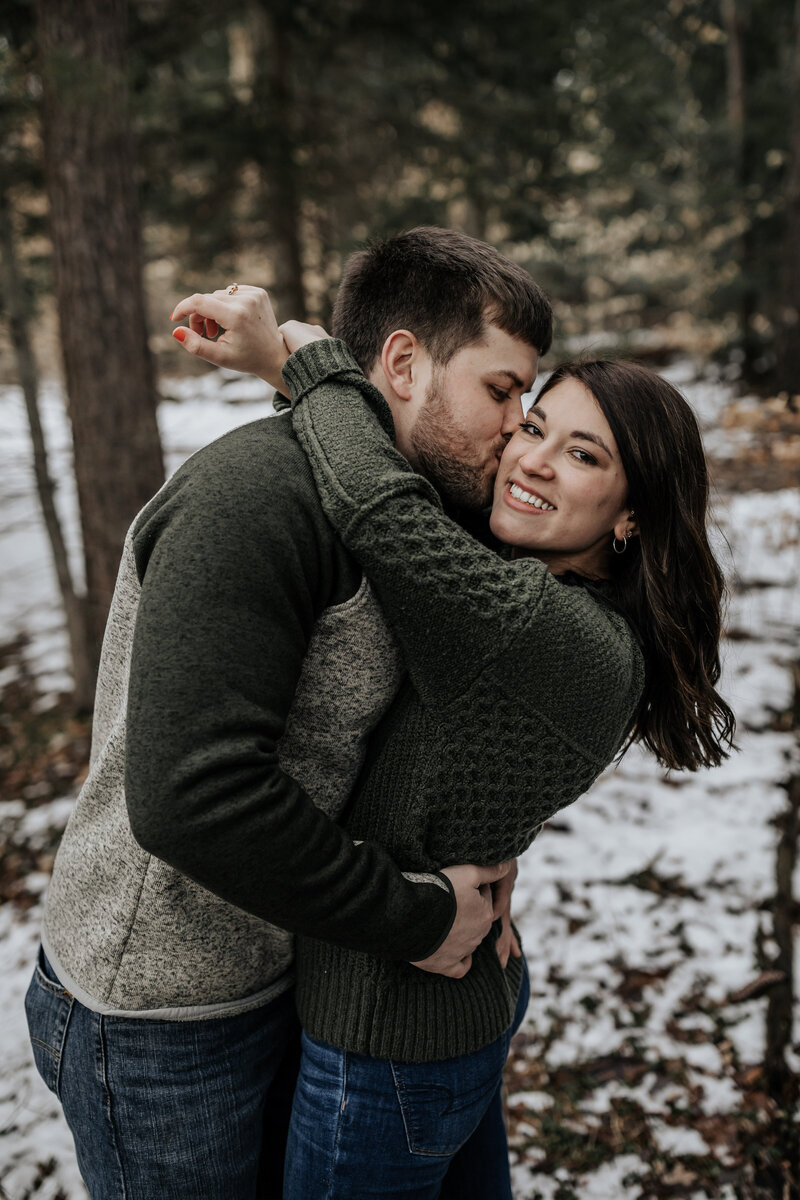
left=495, top=910, right=522, bottom=968
left=170, top=292, right=233, bottom=327
left=188, top=313, right=203, bottom=336
left=172, top=325, right=230, bottom=367
left=170, top=285, right=289, bottom=388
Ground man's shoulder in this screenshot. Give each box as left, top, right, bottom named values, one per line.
left=129, top=410, right=359, bottom=600
left=183, top=410, right=313, bottom=492
left=138, top=412, right=324, bottom=530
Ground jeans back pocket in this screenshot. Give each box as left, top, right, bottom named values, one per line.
left=390, top=1034, right=507, bottom=1157
left=24, top=948, right=74, bottom=1098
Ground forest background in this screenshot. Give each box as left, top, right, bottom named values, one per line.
left=1, top=2, right=800, bottom=1198
left=1, top=0, right=800, bottom=699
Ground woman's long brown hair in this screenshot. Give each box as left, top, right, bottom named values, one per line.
left=537, top=359, right=735, bottom=771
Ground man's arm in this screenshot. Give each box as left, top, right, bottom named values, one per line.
left=125, top=423, right=505, bottom=973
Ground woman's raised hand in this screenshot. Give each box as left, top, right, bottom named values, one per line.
left=170, top=285, right=290, bottom=393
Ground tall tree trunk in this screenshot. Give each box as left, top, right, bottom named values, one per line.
left=776, top=0, right=800, bottom=395
left=250, top=3, right=308, bottom=321
left=36, top=0, right=164, bottom=674
left=721, top=0, right=759, bottom=374
left=0, top=182, right=95, bottom=710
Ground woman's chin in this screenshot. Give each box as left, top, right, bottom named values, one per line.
left=490, top=507, right=533, bottom=553
left=488, top=506, right=509, bottom=543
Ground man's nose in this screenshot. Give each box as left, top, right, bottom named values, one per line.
left=500, top=398, right=524, bottom=437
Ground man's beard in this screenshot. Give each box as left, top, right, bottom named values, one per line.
left=410, top=378, right=496, bottom=511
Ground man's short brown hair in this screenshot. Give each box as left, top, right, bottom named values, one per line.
left=331, top=226, right=552, bottom=373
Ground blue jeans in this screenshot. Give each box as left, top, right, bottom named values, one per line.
left=284, top=957, right=530, bottom=1199
left=25, top=947, right=301, bottom=1199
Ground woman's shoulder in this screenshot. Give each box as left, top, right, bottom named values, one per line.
left=503, top=562, right=644, bottom=728
left=512, top=560, right=638, bottom=650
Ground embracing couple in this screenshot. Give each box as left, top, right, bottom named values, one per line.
left=26, top=227, right=733, bottom=1198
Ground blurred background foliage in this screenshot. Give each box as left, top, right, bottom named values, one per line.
left=1, top=0, right=799, bottom=705
left=1, top=0, right=799, bottom=386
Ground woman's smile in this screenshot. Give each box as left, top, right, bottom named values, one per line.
left=504, top=482, right=557, bottom=512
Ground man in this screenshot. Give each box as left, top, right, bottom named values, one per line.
left=26, top=227, right=552, bottom=1198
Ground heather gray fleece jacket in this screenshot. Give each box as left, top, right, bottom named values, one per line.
left=41, top=411, right=455, bottom=1019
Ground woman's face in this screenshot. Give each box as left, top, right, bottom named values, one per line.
left=490, top=377, right=634, bottom=576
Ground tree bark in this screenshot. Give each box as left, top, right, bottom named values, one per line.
left=0, top=181, right=95, bottom=710
left=250, top=3, right=308, bottom=321
left=776, top=0, right=800, bottom=394
left=721, top=0, right=759, bottom=374
left=36, top=0, right=164, bottom=672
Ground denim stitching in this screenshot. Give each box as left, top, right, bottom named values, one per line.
left=33, top=959, right=70, bottom=999
left=390, top=1062, right=460, bottom=1158
left=389, top=1061, right=419, bottom=1155
left=28, top=961, right=75, bottom=1096
left=53, top=992, right=75, bottom=1098
left=391, top=1047, right=508, bottom=1159
left=98, top=1016, right=128, bottom=1200
left=29, top=1036, right=60, bottom=1058
left=326, top=1049, right=349, bottom=1199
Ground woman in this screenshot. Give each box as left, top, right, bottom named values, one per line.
left=269, top=327, right=734, bottom=1198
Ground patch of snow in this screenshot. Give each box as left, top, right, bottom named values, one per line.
left=17, top=796, right=77, bottom=842
left=507, top=1090, right=555, bottom=1112
left=511, top=1154, right=650, bottom=1200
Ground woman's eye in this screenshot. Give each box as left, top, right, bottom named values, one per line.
left=571, top=448, right=598, bottom=465
left=519, top=421, right=542, bottom=437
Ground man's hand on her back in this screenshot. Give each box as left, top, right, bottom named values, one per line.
left=410, top=861, right=513, bottom=979
left=170, top=285, right=292, bottom=393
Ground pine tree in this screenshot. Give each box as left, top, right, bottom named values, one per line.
left=36, top=0, right=164, bottom=675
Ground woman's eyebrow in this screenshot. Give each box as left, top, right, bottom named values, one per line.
left=528, top=404, right=614, bottom=458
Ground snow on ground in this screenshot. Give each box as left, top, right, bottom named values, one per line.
left=0, top=363, right=798, bottom=1197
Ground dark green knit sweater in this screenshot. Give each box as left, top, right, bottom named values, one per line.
left=284, top=340, right=646, bottom=1062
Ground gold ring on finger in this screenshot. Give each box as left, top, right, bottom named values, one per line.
left=226, top=282, right=239, bottom=296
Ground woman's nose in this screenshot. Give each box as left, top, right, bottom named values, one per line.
left=518, top=447, right=555, bottom=478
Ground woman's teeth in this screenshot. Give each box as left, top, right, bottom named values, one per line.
left=509, top=483, right=555, bottom=510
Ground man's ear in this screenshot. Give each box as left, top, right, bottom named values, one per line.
left=381, top=330, right=419, bottom=402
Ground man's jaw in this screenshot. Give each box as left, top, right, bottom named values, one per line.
left=419, top=454, right=494, bottom=510
left=410, top=429, right=494, bottom=510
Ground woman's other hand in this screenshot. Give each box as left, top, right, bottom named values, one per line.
left=170, top=285, right=290, bottom=393
left=279, top=319, right=332, bottom=354
left=492, top=857, right=521, bottom=968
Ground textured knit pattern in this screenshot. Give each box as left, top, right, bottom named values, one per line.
left=284, top=339, right=646, bottom=1061
left=42, top=414, right=452, bottom=1019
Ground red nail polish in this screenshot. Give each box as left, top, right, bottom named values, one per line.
left=173, top=328, right=186, bottom=343
left=169, top=310, right=176, bottom=321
